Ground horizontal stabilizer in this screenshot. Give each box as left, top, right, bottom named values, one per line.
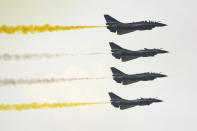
left=111, top=67, right=125, bottom=76
left=112, top=53, right=121, bottom=59
left=111, top=102, right=119, bottom=108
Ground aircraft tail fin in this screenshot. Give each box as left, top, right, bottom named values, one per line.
left=104, top=14, right=120, bottom=24
left=109, top=92, right=122, bottom=101
left=111, top=67, right=125, bottom=76
left=109, top=42, right=122, bottom=50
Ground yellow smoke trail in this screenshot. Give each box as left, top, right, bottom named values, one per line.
left=0, top=77, right=110, bottom=86
left=0, top=52, right=106, bottom=60
left=0, top=24, right=104, bottom=34
left=0, top=102, right=109, bottom=111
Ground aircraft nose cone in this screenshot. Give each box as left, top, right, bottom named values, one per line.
left=161, top=50, right=169, bottom=53
left=158, top=74, right=167, bottom=78
left=157, top=23, right=167, bottom=27
left=156, top=99, right=163, bottom=102
left=162, top=23, right=167, bottom=26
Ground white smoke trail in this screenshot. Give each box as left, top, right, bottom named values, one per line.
left=0, top=77, right=111, bottom=86
left=0, top=52, right=107, bottom=60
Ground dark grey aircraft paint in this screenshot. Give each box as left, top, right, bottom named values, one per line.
left=109, top=92, right=162, bottom=110
left=104, top=14, right=167, bottom=35
left=111, top=67, right=167, bottom=85
left=109, top=42, right=168, bottom=62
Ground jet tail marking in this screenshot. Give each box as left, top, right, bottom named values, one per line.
left=104, top=15, right=120, bottom=24
left=109, top=92, right=122, bottom=101
left=109, top=42, right=123, bottom=50
left=111, top=67, right=125, bottom=76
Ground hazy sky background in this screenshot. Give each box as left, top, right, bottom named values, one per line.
left=0, top=0, right=196, bottom=131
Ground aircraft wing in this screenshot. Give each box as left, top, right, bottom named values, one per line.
left=120, top=105, right=136, bottom=110
left=117, top=29, right=135, bottom=35
left=121, top=56, right=140, bottom=62
left=122, top=49, right=134, bottom=53
left=122, top=80, right=139, bottom=85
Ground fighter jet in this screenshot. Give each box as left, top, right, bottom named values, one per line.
left=109, top=92, right=163, bottom=110
left=111, top=67, right=167, bottom=85
left=110, top=42, right=168, bottom=62
left=104, top=14, right=167, bottom=35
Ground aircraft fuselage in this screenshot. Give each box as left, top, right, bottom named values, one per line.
left=113, top=74, right=157, bottom=83
left=112, top=50, right=157, bottom=57
left=112, top=99, right=153, bottom=107
left=107, top=22, right=155, bottom=31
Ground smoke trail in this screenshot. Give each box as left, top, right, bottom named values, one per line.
left=0, top=52, right=107, bottom=60
left=0, top=102, right=109, bottom=111
left=0, top=77, right=110, bottom=86
left=0, top=24, right=104, bottom=34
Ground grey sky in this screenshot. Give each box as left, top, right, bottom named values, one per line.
left=0, top=0, right=196, bottom=130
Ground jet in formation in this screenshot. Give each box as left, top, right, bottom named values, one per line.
left=104, top=14, right=167, bottom=35
left=111, top=67, right=167, bottom=85
left=109, top=42, right=168, bottom=62
left=109, top=92, right=163, bottom=110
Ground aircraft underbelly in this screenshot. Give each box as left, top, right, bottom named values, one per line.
left=118, top=25, right=154, bottom=31
left=141, top=77, right=154, bottom=81
left=117, top=26, right=153, bottom=34
left=122, top=79, right=139, bottom=85
left=116, top=25, right=136, bottom=35
left=121, top=56, right=139, bottom=61
left=118, top=25, right=136, bottom=29
left=117, top=29, right=135, bottom=35
left=120, top=105, right=136, bottom=110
